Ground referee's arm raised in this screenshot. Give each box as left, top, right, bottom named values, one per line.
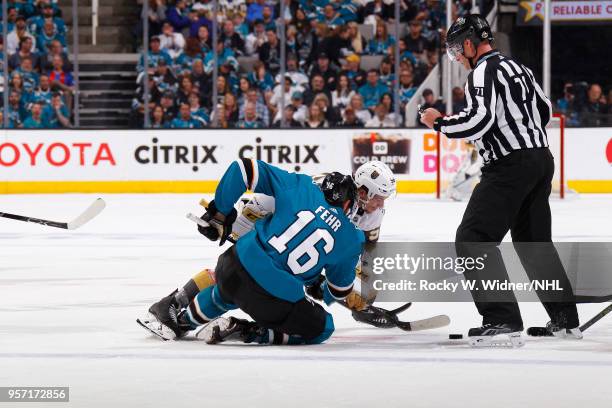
left=421, top=62, right=496, bottom=141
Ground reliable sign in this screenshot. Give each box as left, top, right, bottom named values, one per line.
left=517, top=1, right=612, bottom=25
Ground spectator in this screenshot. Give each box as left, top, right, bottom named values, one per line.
left=188, top=6, right=213, bottom=39
left=169, top=103, right=201, bottom=128
left=273, top=105, right=303, bottom=128
left=7, top=15, right=36, bottom=55
left=332, top=74, right=356, bottom=109
left=16, top=57, right=40, bottom=93
left=302, top=74, right=331, bottom=106
left=159, top=22, right=186, bottom=60
left=195, top=25, right=212, bottom=54
left=41, top=39, right=72, bottom=72
left=8, top=90, right=26, bottom=128
left=269, top=76, right=299, bottom=121
left=397, top=37, right=418, bottom=65
left=220, top=20, right=245, bottom=55
left=404, top=20, right=429, bottom=57
left=290, top=91, right=308, bottom=124
left=2, top=7, right=18, bottom=34
left=368, top=20, right=396, bottom=55
left=245, top=19, right=267, bottom=56
left=308, top=52, right=339, bottom=92
left=221, top=92, right=240, bottom=127
left=415, top=88, right=444, bottom=126
left=582, top=83, right=606, bottom=114
left=23, top=102, right=46, bottom=128
left=363, top=0, right=393, bottom=21
left=189, top=58, right=209, bottom=96
left=42, top=92, right=71, bottom=128
left=176, top=76, right=196, bottom=105
left=366, top=103, right=395, bottom=127
left=32, top=74, right=53, bottom=105
left=175, top=38, right=204, bottom=75
left=398, top=69, right=417, bottom=107
left=261, top=5, right=276, bottom=31
left=314, top=93, right=341, bottom=125
left=248, top=61, right=275, bottom=92
left=608, top=89, right=612, bottom=114
left=237, top=102, right=265, bottom=128
left=204, top=40, right=238, bottom=74
left=239, top=88, right=269, bottom=125
left=8, top=37, right=40, bottom=71
left=556, top=82, right=575, bottom=115
left=380, top=92, right=398, bottom=123
left=232, top=13, right=249, bottom=38
left=378, top=57, right=395, bottom=89
left=153, top=59, right=178, bottom=94
left=188, top=92, right=210, bottom=127
left=358, top=69, right=389, bottom=110
left=341, top=53, right=366, bottom=89
left=338, top=106, right=365, bottom=128
left=131, top=75, right=161, bottom=127
left=304, top=103, right=329, bottom=128
left=150, top=104, right=166, bottom=128
left=258, top=29, right=281, bottom=74
left=278, top=53, right=309, bottom=89
left=141, top=0, right=167, bottom=38
left=137, top=36, right=172, bottom=72
left=27, top=3, right=66, bottom=36
left=246, top=0, right=271, bottom=24
left=452, top=86, right=466, bottom=114
left=285, top=25, right=299, bottom=57
left=348, top=93, right=372, bottom=124
left=317, top=4, right=344, bottom=28
left=160, top=91, right=177, bottom=123
left=346, top=21, right=366, bottom=55
left=37, top=20, right=66, bottom=54
left=166, top=0, right=191, bottom=31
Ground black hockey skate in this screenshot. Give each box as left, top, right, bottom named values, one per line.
left=195, top=317, right=266, bottom=344
left=137, top=290, right=191, bottom=341
left=468, top=323, right=525, bottom=348
left=527, top=321, right=583, bottom=339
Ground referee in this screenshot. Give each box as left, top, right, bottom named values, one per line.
left=420, top=15, right=581, bottom=346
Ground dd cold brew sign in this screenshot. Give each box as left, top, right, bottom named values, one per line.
left=351, top=132, right=412, bottom=174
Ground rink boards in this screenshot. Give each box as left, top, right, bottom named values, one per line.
left=0, top=128, right=611, bottom=194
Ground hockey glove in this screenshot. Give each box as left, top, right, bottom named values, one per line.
left=305, top=275, right=326, bottom=301
left=198, top=200, right=238, bottom=246
left=345, top=290, right=368, bottom=311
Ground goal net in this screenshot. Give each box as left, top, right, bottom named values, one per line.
left=436, top=113, right=567, bottom=199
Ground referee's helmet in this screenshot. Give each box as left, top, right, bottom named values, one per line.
left=446, top=14, right=493, bottom=62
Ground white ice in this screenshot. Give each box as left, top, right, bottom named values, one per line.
left=1, top=194, right=612, bottom=408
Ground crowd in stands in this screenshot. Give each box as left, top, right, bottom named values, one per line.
left=0, top=0, right=73, bottom=128
left=132, top=0, right=475, bottom=129
left=554, top=81, right=612, bottom=127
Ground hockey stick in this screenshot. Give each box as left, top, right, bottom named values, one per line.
left=527, top=303, right=612, bottom=336
left=0, top=198, right=106, bottom=230
left=342, top=302, right=450, bottom=332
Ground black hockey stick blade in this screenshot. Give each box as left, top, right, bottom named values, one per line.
left=0, top=198, right=106, bottom=230
left=527, top=326, right=553, bottom=337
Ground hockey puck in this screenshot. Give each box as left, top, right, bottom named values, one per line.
left=449, top=334, right=463, bottom=339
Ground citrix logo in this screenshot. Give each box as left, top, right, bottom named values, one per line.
left=134, top=138, right=217, bottom=172
left=238, top=137, right=319, bottom=172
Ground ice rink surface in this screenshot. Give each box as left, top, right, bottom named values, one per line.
left=1, top=194, right=612, bottom=408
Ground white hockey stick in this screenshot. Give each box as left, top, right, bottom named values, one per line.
left=0, top=198, right=106, bottom=230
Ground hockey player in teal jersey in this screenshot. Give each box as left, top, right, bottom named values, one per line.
left=143, top=159, right=365, bottom=345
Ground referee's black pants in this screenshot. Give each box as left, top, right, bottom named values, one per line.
left=455, top=147, right=579, bottom=328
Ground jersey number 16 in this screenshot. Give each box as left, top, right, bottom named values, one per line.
left=268, top=211, right=335, bottom=275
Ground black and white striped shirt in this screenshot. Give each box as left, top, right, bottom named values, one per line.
left=433, top=50, right=553, bottom=164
